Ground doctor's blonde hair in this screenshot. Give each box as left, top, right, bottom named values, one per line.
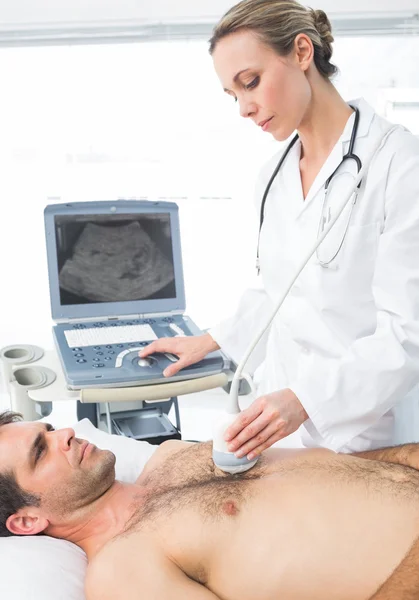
left=209, top=0, right=338, bottom=80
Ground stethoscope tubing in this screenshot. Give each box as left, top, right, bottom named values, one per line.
left=256, top=106, right=361, bottom=272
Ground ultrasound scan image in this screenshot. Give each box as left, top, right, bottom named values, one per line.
left=57, top=216, right=176, bottom=304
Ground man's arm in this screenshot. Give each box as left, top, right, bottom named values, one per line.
left=351, top=443, right=419, bottom=470
left=369, top=536, right=419, bottom=600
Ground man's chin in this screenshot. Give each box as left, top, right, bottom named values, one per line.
left=78, top=450, right=117, bottom=502
left=95, top=451, right=117, bottom=486
left=82, top=446, right=115, bottom=465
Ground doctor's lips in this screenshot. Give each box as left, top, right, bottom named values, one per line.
left=258, top=117, right=273, bottom=131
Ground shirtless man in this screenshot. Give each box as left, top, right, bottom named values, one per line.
left=1, top=410, right=419, bottom=600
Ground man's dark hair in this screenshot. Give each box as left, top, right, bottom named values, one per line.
left=0, top=411, right=41, bottom=537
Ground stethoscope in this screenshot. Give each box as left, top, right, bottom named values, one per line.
left=256, top=105, right=362, bottom=274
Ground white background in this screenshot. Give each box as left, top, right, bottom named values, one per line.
left=0, top=35, right=418, bottom=351
left=0, top=3, right=418, bottom=437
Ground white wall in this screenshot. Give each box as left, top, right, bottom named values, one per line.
left=0, top=34, right=418, bottom=355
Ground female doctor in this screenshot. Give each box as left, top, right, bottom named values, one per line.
left=141, top=0, right=419, bottom=459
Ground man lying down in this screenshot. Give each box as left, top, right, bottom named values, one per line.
left=1, top=411, right=418, bottom=600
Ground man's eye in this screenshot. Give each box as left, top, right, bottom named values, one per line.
left=35, top=443, right=45, bottom=462
left=245, top=76, right=260, bottom=90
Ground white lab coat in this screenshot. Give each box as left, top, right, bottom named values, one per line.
left=210, top=98, right=419, bottom=453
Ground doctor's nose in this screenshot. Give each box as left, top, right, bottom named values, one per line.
left=238, top=99, right=257, bottom=119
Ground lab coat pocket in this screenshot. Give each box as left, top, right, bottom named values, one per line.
left=316, top=220, right=379, bottom=271
left=336, top=220, right=380, bottom=281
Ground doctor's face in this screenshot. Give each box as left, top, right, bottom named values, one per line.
left=0, top=420, right=115, bottom=528
left=212, top=30, right=312, bottom=141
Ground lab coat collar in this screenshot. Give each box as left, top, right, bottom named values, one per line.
left=341, top=97, right=375, bottom=142
left=297, top=97, right=375, bottom=209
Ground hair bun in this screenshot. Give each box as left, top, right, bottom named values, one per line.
left=311, top=8, right=334, bottom=57
left=312, top=9, right=334, bottom=43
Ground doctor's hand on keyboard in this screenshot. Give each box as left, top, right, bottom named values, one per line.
left=139, top=333, right=220, bottom=377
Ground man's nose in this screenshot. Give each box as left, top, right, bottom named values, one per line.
left=54, top=427, right=75, bottom=452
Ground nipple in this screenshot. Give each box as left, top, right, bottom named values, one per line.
left=222, top=501, right=239, bottom=517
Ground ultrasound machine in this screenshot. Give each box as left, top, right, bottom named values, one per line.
left=43, top=200, right=228, bottom=441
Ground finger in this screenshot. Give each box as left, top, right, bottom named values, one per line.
left=246, top=428, right=287, bottom=460
left=227, top=411, right=273, bottom=453
left=163, top=357, right=190, bottom=377
left=139, top=340, right=167, bottom=357
left=232, top=419, right=285, bottom=458
left=224, top=402, right=265, bottom=443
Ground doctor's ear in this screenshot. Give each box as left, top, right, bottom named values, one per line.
left=293, top=34, right=314, bottom=72
left=6, top=509, right=49, bottom=536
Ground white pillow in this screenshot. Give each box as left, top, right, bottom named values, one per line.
left=0, top=419, right=157, bottom=600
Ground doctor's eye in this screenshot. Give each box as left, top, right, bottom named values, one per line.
left=245, top=76, right=260, bottom=90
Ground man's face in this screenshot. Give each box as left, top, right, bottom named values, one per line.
left=0, top=420, right=116, bottom=526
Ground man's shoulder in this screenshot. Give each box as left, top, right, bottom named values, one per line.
left=85, top=534, right=221, bottom=600
left=85, top=534, right=160, bottom=600
left=84, top=539, right=128, bottom=599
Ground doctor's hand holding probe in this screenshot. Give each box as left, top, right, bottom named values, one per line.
left=141, top=0, right=419, bottom=468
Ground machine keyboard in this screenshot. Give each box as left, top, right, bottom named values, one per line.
left=56, top=316, right=194, bottom=378
left=64, top=324, right=157, bottom=348
left=69, top=340, right=152, bottom=369
left=53, top=315, right=225, bottom=387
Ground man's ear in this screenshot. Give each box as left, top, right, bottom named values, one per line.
left=6, top=509, right=49, bottom=536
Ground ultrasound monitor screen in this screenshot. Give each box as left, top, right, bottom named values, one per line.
left=54, top=213, right=176, bottom=306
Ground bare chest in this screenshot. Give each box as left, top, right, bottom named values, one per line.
left=116, top=448, right=419, bottom=600
left=127, top=442, right=261, bottom=531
